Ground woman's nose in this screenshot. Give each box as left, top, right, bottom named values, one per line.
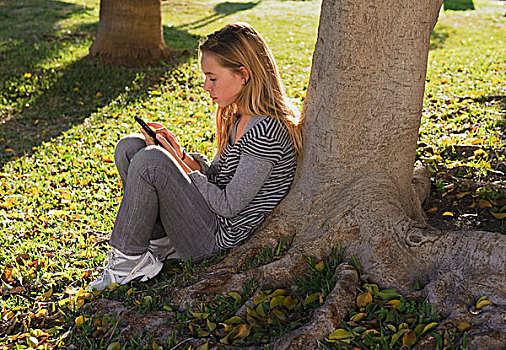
left=203, top=79, right=211, bottom=92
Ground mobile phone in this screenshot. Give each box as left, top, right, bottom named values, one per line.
left=134, top=116, right=162, bottom=146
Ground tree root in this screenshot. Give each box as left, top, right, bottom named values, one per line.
left=272, top=263, right=360, bottom=349
left=172, top=247, right=309, bottom=309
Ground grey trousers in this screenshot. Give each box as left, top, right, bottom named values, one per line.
left=109, top=134, right=219, bottom=262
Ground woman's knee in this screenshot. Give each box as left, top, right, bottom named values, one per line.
left=114, top=134, right=146, bottom=166
left=129, top=146, right=178, bottom=174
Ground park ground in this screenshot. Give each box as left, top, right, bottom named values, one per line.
left=0, top=0, right=504, bottom=349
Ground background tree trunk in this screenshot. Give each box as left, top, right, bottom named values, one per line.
left=89, top=0, right=170, bottom=67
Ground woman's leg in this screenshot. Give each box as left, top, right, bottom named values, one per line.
left=114, top=134, right=166, bottom=240
left=109, top=145, right=218, bottom=262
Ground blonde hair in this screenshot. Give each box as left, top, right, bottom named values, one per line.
left=199, top=23, right=302, bottom=156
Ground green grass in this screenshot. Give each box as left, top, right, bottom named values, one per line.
left=0, top=0, right=504, bottom=348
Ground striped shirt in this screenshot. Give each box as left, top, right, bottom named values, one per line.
left=189, top=116, right=296, bottom=249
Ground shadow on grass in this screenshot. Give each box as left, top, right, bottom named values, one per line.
left=176, top=1, right=261, bottom=31
left=443, top=0, right=475, bottom=11
left=430, top=24, right=452, bottom=50
left=0, top=1, right=202, bottom=166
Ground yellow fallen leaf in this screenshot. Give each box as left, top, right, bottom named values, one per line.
left=442, top=212, right=454, bottom=216
left=42, top=287, right=53, bottom=298
left=304, top=292, right=321, bottom=306
left=456, top=192, right=471, bottom=199
left=386, top=299, right=401, bottom=308
left=328, top=328, right=355, bottom=340
left=422, top=322, right=438, bottom=334
left=101, top=155, right=113, bottom=163
left=457, top=322, right=471, bottom=332
left=107, top=283, right=120, bottom=291
left=0, top=200, right=14, bottom=210
left=478, top=199, right=492, bottom=208
left=402, top=330, right=417, bottom=347
left=427, top=207, right=438, bottom=213
left=490, top=211, right=506, bottom=220
left=235, top=324, right=251, bottom=339
left=471, top=138, right=485, bottom=145
left=107, top=342, right=120, bottom=350
left=476, top=300, right=492, bottom=309
left=350, top=312, right=367, bottom=322
left=356, top=291, right=373, bottom=307
left=315, top=261, right=324, bottom=271
left=31, top=329, right=48, bottom=337
left=75, top=315, right=88, bottom=327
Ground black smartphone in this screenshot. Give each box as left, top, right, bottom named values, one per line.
left=134, top=116, right=162, bottom=146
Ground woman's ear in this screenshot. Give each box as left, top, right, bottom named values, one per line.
left=239, top=66, right=250, bottom=85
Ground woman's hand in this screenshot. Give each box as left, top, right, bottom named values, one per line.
left=140, top=122, right=184, bottom=160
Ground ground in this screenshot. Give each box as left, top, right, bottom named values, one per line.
left=0, top=0, right=504, bottom=349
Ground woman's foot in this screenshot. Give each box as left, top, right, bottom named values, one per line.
left=149, top=236, right=180, bottom=261
left=90, top=248, right=163, bottom=290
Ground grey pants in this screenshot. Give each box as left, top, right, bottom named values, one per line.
left=109, top=134, right=219, bottom=262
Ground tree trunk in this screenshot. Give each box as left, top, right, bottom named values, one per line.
left=91, top=0, right=506, bottom=348
left=171, top=0, right=505, bottom=347
left=89, top=0, right=170, bottom=67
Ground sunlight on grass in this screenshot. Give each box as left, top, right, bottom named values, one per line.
left=0, top=0, right=504, bottom=348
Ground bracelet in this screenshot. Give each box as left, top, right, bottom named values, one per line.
left=181, top=149, right=186, bottom=161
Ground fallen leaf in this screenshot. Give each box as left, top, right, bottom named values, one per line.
left=356, top=291, right=373, bottom=307
left=282, top=295, right=298, bottom=310
left=476, top=300, right=492, bottom=309
left=75, top=315, right=88, bottom=327
left=378, top=289, right=401, bottom=300
left=457, top=322, right=471, bottom=332
left=402, top=330, right=417, bottom=347
left=490, top=211, right=506, bottom=220
left=456, top=192, right=471, bottom=199
left=422, top=322, right=438, bottom=334
left=328, top=328, right=355, bottom=340
left=350, top=312, right=367, bottom=322
left=107, top=342, right=120, bottom=350
left=304, top=292, right=321, bottom=306
left=442, top=211, right=454, bottom=216
left=478, top=199, right=492, bottom=208
left=224, top=316, right=243, bottom=325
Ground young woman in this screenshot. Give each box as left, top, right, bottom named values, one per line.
left=91, top=23, right=303, bottom=290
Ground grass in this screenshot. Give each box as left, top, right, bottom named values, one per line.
left=0, top=0, right=504, bottom=348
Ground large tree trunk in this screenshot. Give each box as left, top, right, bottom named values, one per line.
left=89, top=0, right=170, bottom=67
left=91, top=0, right=506, bottom=348
left=171, top=0, right=505, bottom=347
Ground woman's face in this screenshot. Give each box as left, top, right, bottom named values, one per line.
left=201, top=53, right=247, bottom=108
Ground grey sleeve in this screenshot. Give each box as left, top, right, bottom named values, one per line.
left=188, top=154, right=273, bottom=218
left=190, top=152, right=220, bottom=178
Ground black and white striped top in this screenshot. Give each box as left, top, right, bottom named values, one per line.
left=189, top=116, right=296, bottom=249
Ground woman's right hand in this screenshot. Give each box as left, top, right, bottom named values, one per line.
left=145, top=122, right=185, bottom=159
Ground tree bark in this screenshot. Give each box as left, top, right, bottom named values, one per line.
left=89, top=0, right=170, bottom=67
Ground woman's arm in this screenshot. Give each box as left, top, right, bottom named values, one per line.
left=188, top=154, right=273, bottom=218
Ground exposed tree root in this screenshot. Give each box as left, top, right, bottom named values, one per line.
left=83, top=298, right=177, bottom=345
left=85, top=167, right=505, bottom=348
left=272, top=263, right=360, bottom=350
left=172, top=247, right=309, bottom=309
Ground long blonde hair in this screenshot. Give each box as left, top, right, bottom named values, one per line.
left=199, top=23, right=303, bottom=156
